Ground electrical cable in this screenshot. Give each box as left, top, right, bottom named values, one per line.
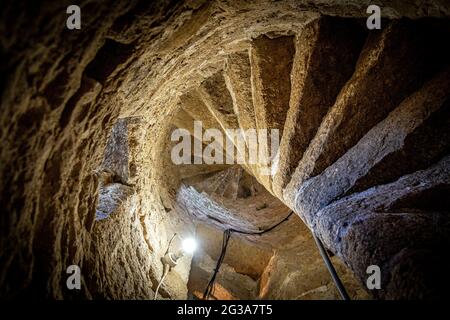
left=202, top=211, right=294, bottom=300
left=202, top=210, right=350, bottom=300
left=165, top=233, right=178, bottom=254
left=154, top=266, right=169, bottom=300
left=229, top=211, right=294, bottom=235
left=312, top=232, right=350, bottom=300
left=154, top=233, right=178, bottom=300
left=202, top=229, right=232, bottom=299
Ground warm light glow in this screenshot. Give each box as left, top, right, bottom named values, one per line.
left=182, top=237, right=197, bottom=254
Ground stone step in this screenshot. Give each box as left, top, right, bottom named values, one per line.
left=197, top=72, right=249, bottom=172
left=283, top=20, right=441, bottom=207
left=272, top=17, right=366, bottom=198
left=289, top=68, right=450, bottom=227
left=250, top=35, right=295, bottom=193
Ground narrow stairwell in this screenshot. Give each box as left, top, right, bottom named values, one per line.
left=168, top=16, right=450, bottom=299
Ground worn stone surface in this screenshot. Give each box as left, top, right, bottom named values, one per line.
left=272, top=17, right=366, bottom=198
left=293, top=67, right=450, bottom=226
left=250, top=35, right=295, bottom=192
left=258, top=246, right=370, bottom=300
left=284, top=18, right=450, bottom=208
left=188, top=253, right=257, bottom=300
left=195, top=224, right=273, bottom=281
left=224, top=52, right=256, bottom=136
left=314, top=157, right=450, bottom=299
left=284, top=68, right=450, bottom=299
left=251, top=35, right=295, bottom=135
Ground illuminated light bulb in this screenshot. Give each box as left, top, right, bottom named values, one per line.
left=182, top=237, right=197, bottom=254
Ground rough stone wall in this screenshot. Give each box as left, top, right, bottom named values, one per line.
left=0, top=0, right=198, bottom=299
left=257, top=225, right=370, bottom=300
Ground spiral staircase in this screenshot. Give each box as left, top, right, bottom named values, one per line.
left=166, top=16, right=450, bottom=299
